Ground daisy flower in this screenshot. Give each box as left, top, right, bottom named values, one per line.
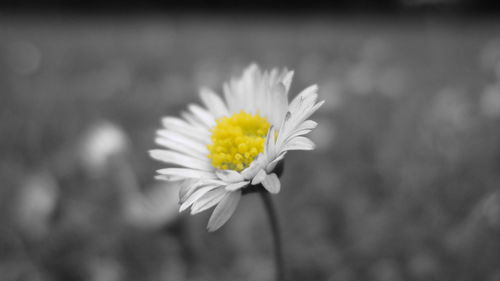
left=150, top=64, right=324, bottom=231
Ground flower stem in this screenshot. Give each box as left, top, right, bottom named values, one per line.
left=259, top=191, right=285, bottom=281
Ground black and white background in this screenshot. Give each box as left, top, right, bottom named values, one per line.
left=1, top=1, right=500, bottom=281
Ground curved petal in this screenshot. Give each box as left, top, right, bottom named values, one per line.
left=225, top=181, right=249, bottom=191
left=188, top=104, right=216, bottom=128
left=241, top=153, right=266, bottom=180
left=157, top=168, right=217, bottom=181
left=216, top=170, right=244, bottom=183
left=207, top=191, right=241, bottom=232
left=190, top=188, right=227, bottom=215
left=162, top=117, right=210, bottom=142
left=282, top=136, right=315, bottom=151
left=262, top=173, right=280, bottom=194
left=180, top=184, right=221, bottom=212
left=200, top=87, right=229, bottom=118
left=150, top=150, right=212, bottom=171
left=156, top=130, right=208, bottom=157
left=268, top=83, right=288, bottom=128
left=251, top=169, right=267, bottom=185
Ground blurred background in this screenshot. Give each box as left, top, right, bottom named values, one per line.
left=2, top=1, right=500, bottom=281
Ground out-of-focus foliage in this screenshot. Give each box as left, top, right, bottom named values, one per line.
left=1, top=16, right=500, bottom=281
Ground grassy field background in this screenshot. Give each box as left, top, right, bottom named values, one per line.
left=1, top=15, right=500, bottom=281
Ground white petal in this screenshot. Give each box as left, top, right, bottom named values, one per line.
left=179, top=184, right=221, bottom=212
left=295, top=119, right=318, bottom=133
left=240, top=66, right=259, bottom=113
left=281, top=70, right=294, bottom=92
left=289, top=84, right=318, bottom=114
left=200, top=87, right=229, bottom=118
left=156, top=130, right=208, bottom=155
left=282, top=136, right=315, bottom=151
left=240, top=153, right=266, bottom=180
left=216, top=170, right=244, bottom=183
left=161, top=117, right=210, bottom=143
left=292, top=100, right=324, bottom=129
left=188, top=104, right=216, bottom=128
left=269, top=68, right=279, bottom=86
left=268, top=83, right=288, bottom=127
left=224, top=64, right=267, bottom=114
left=157, top=168, right=217, bottom=180
left=155, top=137, right=206, bottom=160
left=223, top=83, right=238, bottom=113
left=154, top=175, right=171, bottom=181
left=179, top=179, right=202, bottom=203
left=207, top=191, right=241, bottom=232
left=265, top=126, right=277, bottom=160
left=190, top=188, right=227, bottom=215
left=251, top=169, right=267, bottom=185
left=297, top=100, right=325, bottom=125
left=274, top=111, right=292, bottom=148
left=179, top=179, right=225, bottom=203
left=225, top=181, right=249, bottom=191
left=265, top=152, right=286, bottom=173
left=181, top=111, right=206, bottom=128
left=262, top=173, right=280, bottom=194
left=150, top=150, right=212, bottom=171
left=278, top=120, right=318, bottom=148
left=275, top=93, right=323, bottom=155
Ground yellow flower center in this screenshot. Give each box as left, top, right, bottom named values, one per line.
left=207, top=111, right=270, bottom=171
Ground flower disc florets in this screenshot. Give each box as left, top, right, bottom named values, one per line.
left=207, top=111, right=270, bottom=171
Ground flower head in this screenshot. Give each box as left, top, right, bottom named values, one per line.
left=151, top=64, right=324, bottom=231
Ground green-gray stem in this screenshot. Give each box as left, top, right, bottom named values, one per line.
left=259, top=191, right=285, bottom=281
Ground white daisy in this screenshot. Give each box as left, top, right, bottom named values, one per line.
left=150, top=64, right=324, bottom=231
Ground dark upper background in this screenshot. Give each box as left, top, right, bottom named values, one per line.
left=0, top=0, right=499, bottom=14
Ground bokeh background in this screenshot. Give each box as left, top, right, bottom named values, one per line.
left=2, top=1, right=500, bottom=281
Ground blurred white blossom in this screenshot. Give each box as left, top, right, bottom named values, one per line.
left=15, top=171, right=58, bottom=239
left=123, top=181, right=181, bottom=229
left=480, top=83, right=500, bottom=118
left=79, top=121, right=129, bottom=176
